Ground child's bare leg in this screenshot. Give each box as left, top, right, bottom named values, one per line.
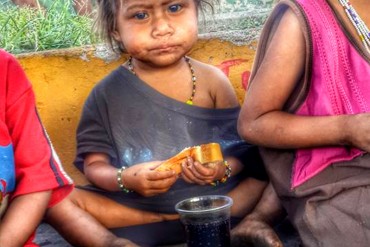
left=68, top=188, right=179, bottom=228
left=227, top=177, right=268, bottom=217
left=231, top=183, right=285, bottom=247
left=45, top=194, right=138, bottom=247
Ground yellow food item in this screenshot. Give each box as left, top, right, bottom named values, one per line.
left=155, top=143, right=223, bottom=174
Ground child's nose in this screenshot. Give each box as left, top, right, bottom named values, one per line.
left=152, top=16, right=174, bottom=37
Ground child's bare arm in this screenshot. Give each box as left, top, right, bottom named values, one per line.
left=238, top=8, right=365, bottom=150
left=84, top=153, right=178, bottom=197
left=211, top=66, right=240, bottom=109
left=46, top=192, right=140, bottom=247
left=0, top=191, right=51, bottom=247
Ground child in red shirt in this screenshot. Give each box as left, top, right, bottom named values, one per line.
left=0, top=49, right=137, bottom=247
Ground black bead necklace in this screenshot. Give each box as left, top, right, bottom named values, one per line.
left=127, top=56, right=197, bottom=105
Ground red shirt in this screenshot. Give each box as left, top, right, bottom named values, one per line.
left=0, top=50, right=73, bottom=245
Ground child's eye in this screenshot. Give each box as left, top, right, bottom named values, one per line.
left=134, top=12, right=148, bottom=20
left=168, top=4, right=182, bottom=13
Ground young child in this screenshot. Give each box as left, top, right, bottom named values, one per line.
left=70, top=0, right=268, bottom=245
left=234, top=0, right=370, bottom=246
left=0, top=49, right=137, bottom=247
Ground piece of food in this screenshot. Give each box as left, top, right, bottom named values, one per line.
left=155, top=143, right=223, bottom=174
left=192, top=143, right=223, bottom=165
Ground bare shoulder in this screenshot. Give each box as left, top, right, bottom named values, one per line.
left=189, top=58, right=239, bottom=109
left=241, top=5, right=306, bottom=117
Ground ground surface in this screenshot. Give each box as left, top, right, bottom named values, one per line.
left=35, top=219, right=302, bottom=247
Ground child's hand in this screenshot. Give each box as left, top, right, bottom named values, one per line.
left=123, top=161, right=178, bottom=197
left=181, top=157, right=225, bottom=185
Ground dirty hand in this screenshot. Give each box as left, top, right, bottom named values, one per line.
left=181, top=157, right=225, bottom=185
left=123, top=161, right=178, bottom=197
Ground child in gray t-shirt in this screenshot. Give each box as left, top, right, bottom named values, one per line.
left=65, top=0, right=268, bottom=245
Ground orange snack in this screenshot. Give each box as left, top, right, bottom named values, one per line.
left=155, top=143, right=223, bottom=174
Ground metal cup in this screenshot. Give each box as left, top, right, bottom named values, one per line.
left=175, top=195, right=233, bottom=247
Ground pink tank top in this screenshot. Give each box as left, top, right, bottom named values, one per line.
left=292, top=0, right=370, bottom=187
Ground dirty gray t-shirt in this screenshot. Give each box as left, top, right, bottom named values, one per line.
left=75, top=66, right=261, bottom=213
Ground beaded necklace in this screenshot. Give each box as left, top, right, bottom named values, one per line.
left=338, top=0, right=370, bottom=54
left=127, top=56, right=197, bottom=105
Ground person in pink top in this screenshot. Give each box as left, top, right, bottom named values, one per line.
left=232, top=0, right=370, bottom=246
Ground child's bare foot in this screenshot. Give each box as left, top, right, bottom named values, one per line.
left=231, top=216, right=283, bottom=247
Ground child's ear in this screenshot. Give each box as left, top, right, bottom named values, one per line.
left=111, top=30, right=122, bottom=42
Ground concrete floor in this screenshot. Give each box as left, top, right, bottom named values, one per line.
left=35, top=223, right=72, bottom=247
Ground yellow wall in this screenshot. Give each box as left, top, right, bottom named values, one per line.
left=17, top=39, right=256, bottom=185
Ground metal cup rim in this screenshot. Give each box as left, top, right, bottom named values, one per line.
left=175, top=195, right=233, bottom=215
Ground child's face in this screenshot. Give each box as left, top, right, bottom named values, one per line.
left=112, top=0, right=198, bottom=66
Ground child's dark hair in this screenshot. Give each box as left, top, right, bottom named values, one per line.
left=95, top=0, right=216, bottom=53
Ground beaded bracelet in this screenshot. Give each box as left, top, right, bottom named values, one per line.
left=211, top=160, right=232, bottom=186
left=117, top=166, right=131, bottom=193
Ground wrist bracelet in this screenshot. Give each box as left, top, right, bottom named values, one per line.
left=211, top=160, right=232, bottom=186
left=117, top=166, right=131, bottom=193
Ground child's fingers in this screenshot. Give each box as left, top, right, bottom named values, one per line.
left=193, top=161, right=216, bottom=177
left=148, top=161, right=164, bottom=170
left=149, top=176, right=178, bottom=191
left=181, top=162, right=207, bottom=185
left=181, top=173, right=195, bottom=184
left=147, top=170, right=177, bottom=180
left=184, top=157, right=210, bottom=178
left=138, top=176, right=178, bottom=196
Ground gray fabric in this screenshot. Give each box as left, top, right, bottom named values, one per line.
left=75, top=66, right=262, bottom=213
left=262, top=148, right=370, bottom=247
